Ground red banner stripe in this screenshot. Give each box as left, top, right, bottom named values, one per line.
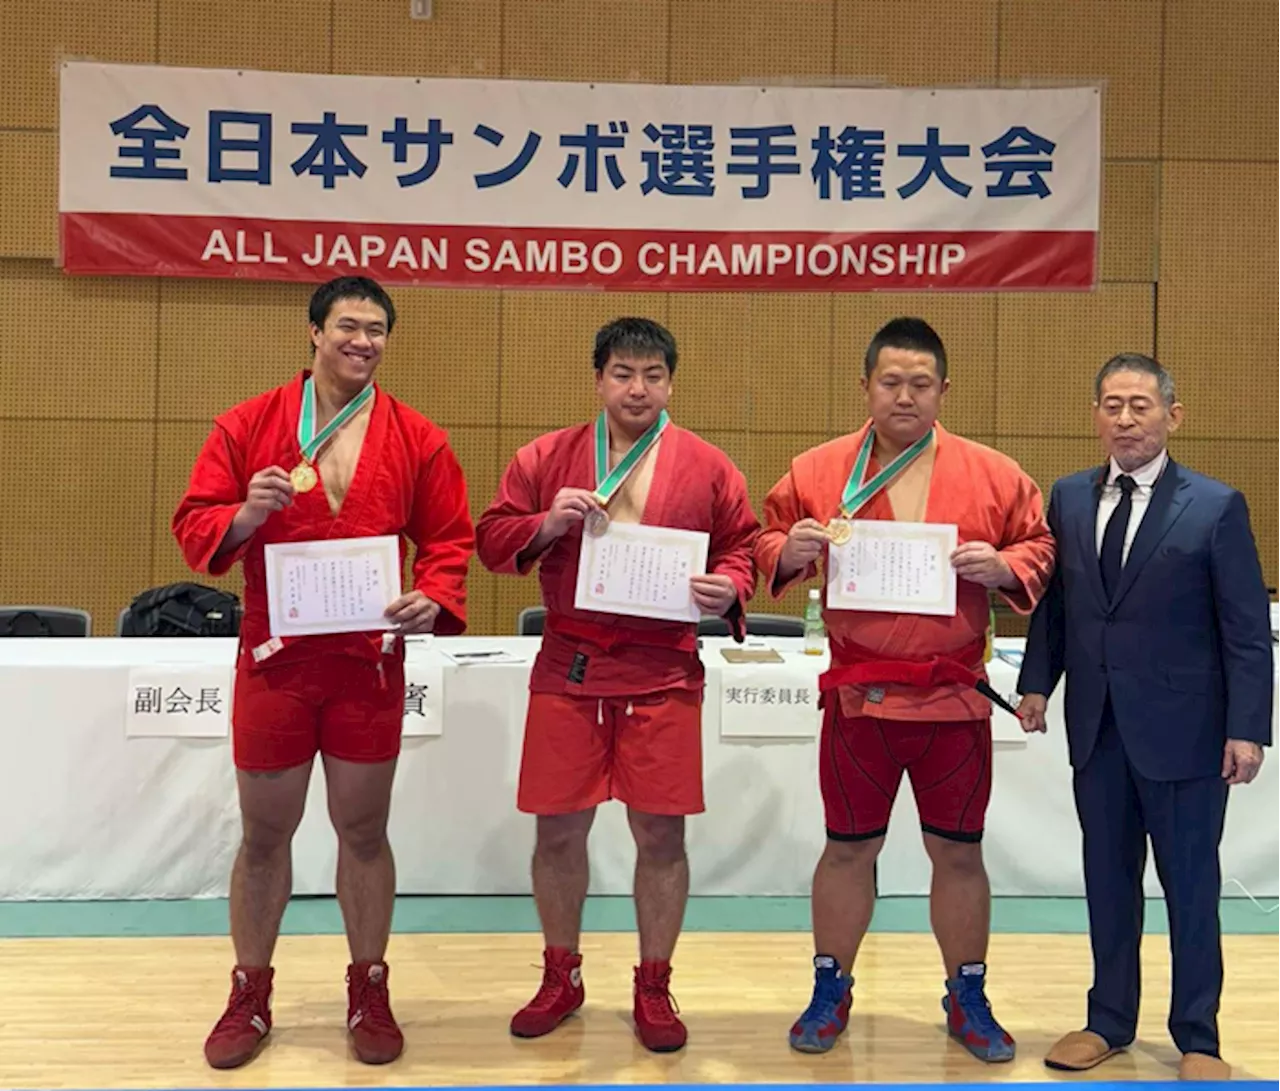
left=60, top=214, right=1096, bottom=291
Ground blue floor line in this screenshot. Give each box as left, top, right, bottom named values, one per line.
left=58, top=1083, right=1272, bottom=1091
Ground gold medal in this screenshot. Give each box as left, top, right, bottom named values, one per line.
left=827, top=518, right=852, bottom=546
left=584, top=507, right=610, bottom=538
left=290, top=462, right=318, bottom=493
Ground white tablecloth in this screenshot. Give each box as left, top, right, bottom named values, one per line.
left=0, top=637, right=1273, bottom=900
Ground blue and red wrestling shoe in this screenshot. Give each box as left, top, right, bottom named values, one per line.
left=942, top=962, right=1015, bottom=1063
left=789, top=955, right=853, bottom=1053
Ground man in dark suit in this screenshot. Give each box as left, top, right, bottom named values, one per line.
left=1017, top=353, right=1273, bottom=1080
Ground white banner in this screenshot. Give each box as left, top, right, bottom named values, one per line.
left=59, top=62, right=1101, bottom=291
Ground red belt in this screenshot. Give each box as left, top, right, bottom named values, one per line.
left=818, top=636, right=985, bottom=703
left=544, top=613, right=698, bottom=654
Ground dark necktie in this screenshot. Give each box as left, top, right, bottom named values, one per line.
left=1100, top=474, right=1137, bottom=600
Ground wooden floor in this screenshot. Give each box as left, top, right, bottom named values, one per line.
left=0, top=932, right=1274, bottom=1089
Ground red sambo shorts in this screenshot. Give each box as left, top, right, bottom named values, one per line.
left=519, top=688, right=704, bottom=816
left=232, top=653, right=405, bottom=772
left=820, top=701, right=991, bottom=843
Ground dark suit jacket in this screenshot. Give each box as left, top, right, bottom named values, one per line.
left=1019, top=457, right=1273, bottom=781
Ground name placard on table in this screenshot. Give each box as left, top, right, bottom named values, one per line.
left=718, top=643, right=823, bottom=739
left=125, top=665, right=233, bottom=738
left=401, top=639, right=445, bottom=738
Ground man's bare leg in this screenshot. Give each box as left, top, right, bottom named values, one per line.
left=230, top=761, right=314, bottom=966
left=323, top=755, right=398, bottom=964
left=531, top=808, right=597, bottom=950
left=811, top=836, right=882, bottom=974
left=628, top=809, right=688, bottom=961
left=924, top=833, right=990, bottom=977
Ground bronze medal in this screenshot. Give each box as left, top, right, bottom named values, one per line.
left=584, top=507, right=610, bottom=538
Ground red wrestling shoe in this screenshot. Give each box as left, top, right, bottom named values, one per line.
left=347, top=961, right=404, bottom=1064
left=510, top=947, right=584, bottom=1038
left=204, top=966, right=273, bottom=1069
left=634, top=960, right=687, bottom=1052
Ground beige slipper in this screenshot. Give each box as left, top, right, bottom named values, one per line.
left=1045, top=1029, right=1122, bottom=1071
left=1179, top=1052, right=1231, bottom=1081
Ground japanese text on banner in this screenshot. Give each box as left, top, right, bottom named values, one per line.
left=60, top=64, right=1101, bottom=291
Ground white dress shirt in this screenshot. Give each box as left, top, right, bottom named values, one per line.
left=1095, top=449, right=1167, bottom=565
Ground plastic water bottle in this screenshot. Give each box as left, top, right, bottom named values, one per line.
left=803, top=588, right=825, bottom=655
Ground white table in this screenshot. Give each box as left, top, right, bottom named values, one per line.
left=0, top=637, right=1273, bottom=900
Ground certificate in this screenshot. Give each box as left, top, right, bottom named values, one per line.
left=574, top=521, right=710, bottom=623
left=826, top=520, right=958, bottom=616
left=265, top=535, right=400, bottom=638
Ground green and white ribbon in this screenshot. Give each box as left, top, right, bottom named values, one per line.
left=593, top=409, right=670, bottom=504
left=839, top=426, right=934, bottom=518
left=297, top=376, right=375, bottom=463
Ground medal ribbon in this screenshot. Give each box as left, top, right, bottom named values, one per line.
left=593, top=409, right=670, bottom=505
left=297, top=376, right=375, bottom=464
left=839, top=426, right=935, bottom=518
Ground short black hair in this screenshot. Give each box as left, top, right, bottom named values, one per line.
left=308, top=276, right=397, bottom=335
left=1094, top=352, right=1177, bottom=406
left=864, top=317, right=947, bottom=381
left=593, top=317, right=678, bottom=375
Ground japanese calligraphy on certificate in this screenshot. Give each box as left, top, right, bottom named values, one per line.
left=826, top=521, right=958, bottom=616
left=575, top=522, right=709, bottom=623
left=125, top=665, right=232, bottom=738
left=265, top=535, right=399, bottom=638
